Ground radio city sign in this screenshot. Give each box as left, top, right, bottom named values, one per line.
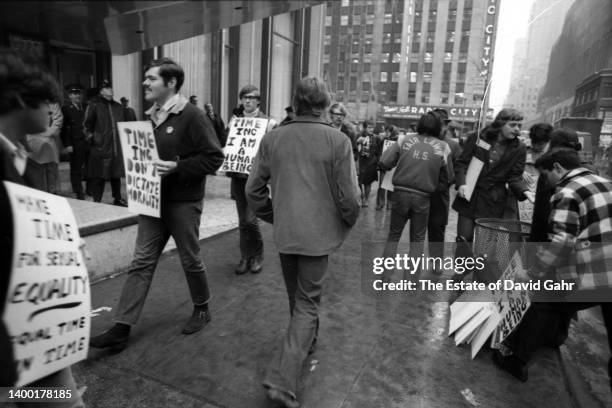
left=382, top=105, right=481, bottom=120
left=482, top=0, right=500, bottom=75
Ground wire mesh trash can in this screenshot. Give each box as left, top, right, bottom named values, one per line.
left=472, top=218, right=531, bottom=283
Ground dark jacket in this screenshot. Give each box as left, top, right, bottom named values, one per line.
left=380, top=133, right=448, bottom=195
left=339, top=123, right=358, bottom=161
left=61, top=102, right=87, bottom=152
left=357, top=133, right=382, bottom=185
left=146, top=96, right=224, bottom=202
left=206, top=111, right=227, bottom=147
left=452, top=130, right=528, bottom=219
left=0, top=145, right=25, bottom=387
left=84, top=98, right=129, bottom=179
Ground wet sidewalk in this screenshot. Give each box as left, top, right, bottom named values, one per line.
left=75, top=204, right=591, bottom=408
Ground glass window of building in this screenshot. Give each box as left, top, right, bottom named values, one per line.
left=412, top=42, right=420, bottom=53
left=366, top=25, right=374, bottom=34
left=385, top=13, right=393, bottom=24
left=364, top=54, right=372, bottom=63
left=381, top=72, right=388, bottom=82
left=444, top=52, right=452, bottom=62
left=361, top=93, right=370, bottom=103
left=366, top=4, right=375, bottom=14
left=424, top=62, right=433, bottom=73
left=341, top=0, right=349, bottom=7
left=325, top=16, right=332, bottom=25
left=423, top=72, right=432, bottom=81
left=391, top=72, right=400, bottom=82
left=341, top=15, right=348, bottom=25
left=351, top=64, right=358, bottom=72
left=421, top=95, right=430, bottom=103
left=362, top=81, right=371, bottom=90
left=442, top=82, right=450, bottom=93
left=392, top=53, right=401, bottom=63
left=410, top=72, right=417, bottom=83
left=363, top=63, right=371, bottom=72
left=424, top=52, right=433, bottom=62
left=441, top=95, right=449, bottom=104
left=337, top=80, right=344, bottom=91
left=455, top=82, right=465, bottom=93
left=350, top=77, right=357, bottom=91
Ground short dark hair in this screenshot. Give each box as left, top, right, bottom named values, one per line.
left=416, top=111, right=442, bottom=137
left=239, top=85, right=260, bottom=100
left=529, top=123, right=553, bottom=145
left=146, top=57, right=185, bottom=91
left=490, top=108, right=523, bottom=130
left=329, top=102, right=347, bottom=116
left=293, top=77, right=330, bottom=117
left=550, top=128, right=581, bottom=150
left=0, top=48, right=60, bottom=114
left=534, top=148, right=581, bottom=171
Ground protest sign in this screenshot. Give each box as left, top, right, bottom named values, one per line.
left=117, top=121, right=161, bottom=218
left=221, top=117, right=268, bottom=175
left=2, top=181, right=91, bottom=386
left=463, top=138, right=490, bottom=202
left=381, top=139, right=397, bottom=191
left=492, top=251, right=531, bottom=345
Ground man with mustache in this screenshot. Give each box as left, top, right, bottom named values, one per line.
left=90, top=58, right=224, bottom=350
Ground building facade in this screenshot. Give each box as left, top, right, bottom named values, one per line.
left=504, top=0, right=573, bottom=124
left=321, top=0, right=500, bottom=130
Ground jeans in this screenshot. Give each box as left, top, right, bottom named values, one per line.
left=88, top=177, right=122, bottom=202
left=114, top=200, right=211, bottom=326
left=383, top=190, right=430, bottom=261
left=263, top=253, right=328, bottom=398
left=231, top=177, right=263, bottom=259
left=428, top=190, right=449, bottom=258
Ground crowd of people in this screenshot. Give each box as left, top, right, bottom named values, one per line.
left=1, top=48, right=612, bottom=408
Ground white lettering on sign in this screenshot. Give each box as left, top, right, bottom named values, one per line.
left=482, top=1, right=498, bottom=75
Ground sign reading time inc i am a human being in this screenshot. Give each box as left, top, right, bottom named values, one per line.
left=221, top=117, right=269, bottom=175
left=117, top=121, right=161, bottom=218
left=2, top=181, right=91, bottom=386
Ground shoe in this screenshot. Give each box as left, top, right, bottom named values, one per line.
left=249, top=256, right=263, bottom=274
left=266, top=387, right=301, bottom=408
left=235, top=259, right=249, bottom=275
left=492, top=350, right=528, bottom=382
left=113, top=198, right=128, bottom=207
left=90, top=324, right=130, bottom=351
left=182, top=308, right=211, bottom=334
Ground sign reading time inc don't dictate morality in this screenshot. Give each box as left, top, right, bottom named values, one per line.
left=2, top=181, right=90, bottom=386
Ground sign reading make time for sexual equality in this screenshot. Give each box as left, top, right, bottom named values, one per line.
left=2, top=181, right=91, bottom=386
left=117, top=121, right=161, bottom=218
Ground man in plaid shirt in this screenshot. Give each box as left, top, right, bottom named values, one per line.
left=493, top=149, right=612, bottom=388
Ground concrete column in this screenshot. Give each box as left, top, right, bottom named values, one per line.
left=269, top=13, right=294, bottom=123
left=111, top=52, right=142, bottom=119
left=308, top=4, right=325, bottom=78
left=238, top=20, right=263, bottom=90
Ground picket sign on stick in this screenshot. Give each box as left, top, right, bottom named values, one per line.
left=2, top=181, right=91, bottom=386
left=221, top=117, right=269, bottom=175
left=117, top=121, right=161, bottom=218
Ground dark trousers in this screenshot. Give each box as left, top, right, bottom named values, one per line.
left=263, top=253, right=328, bottom=398
left=231, top=177, right=263, bottom=259
left=88, top=177, right=121, bottom=202
left=69, top=145, right=88, bottom=195
left=508, top=302, right=612, bottom=390
left=428, top=190, right=449, bottom=258
left=383, top=190, right=430, bottom=262
left=114, top=200, right=211, bottom=325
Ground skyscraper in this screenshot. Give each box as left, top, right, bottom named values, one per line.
left=322, top=0, right=501, bottom=130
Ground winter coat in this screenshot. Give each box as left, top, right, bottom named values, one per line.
left=84, top=98, right=130, bottom=179
left=452, top=130, right=528, bottom=219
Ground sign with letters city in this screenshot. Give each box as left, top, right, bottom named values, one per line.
left=221, top=117, right=269, bottom=175
left=2, top=181, right=91, bottom=386
left=382, top=104, right=481, bottom=120
left=118, top=121, right=161, bottom=218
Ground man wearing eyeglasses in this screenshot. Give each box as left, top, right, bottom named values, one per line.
left=227, top=85, right=276, bottom=275
left=329, top=102, right=358, bottom=161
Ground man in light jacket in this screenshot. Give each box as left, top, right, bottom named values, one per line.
left=246, top=77, right=360, bottom=408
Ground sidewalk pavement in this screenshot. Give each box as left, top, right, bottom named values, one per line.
left=52, top=166, right=610, bottom=407
left=76, top=201, right=596, bottom=408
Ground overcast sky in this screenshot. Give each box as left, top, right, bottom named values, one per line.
left=489, top=0, right=534, bottom=113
